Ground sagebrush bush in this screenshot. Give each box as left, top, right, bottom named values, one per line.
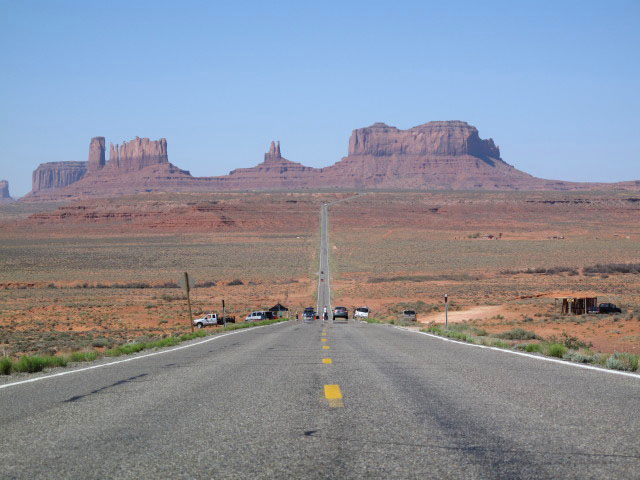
left=494, top=328, right=539, bottom=340
left=563, top=351, right=594, bottom=364
left=606, top=352, right=639, bottom=372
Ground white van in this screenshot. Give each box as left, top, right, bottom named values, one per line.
left=354, top=307, right=370, bottom=319
left=245, top=311, right=269, bottom=322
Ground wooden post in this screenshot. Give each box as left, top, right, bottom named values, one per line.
left=184, top=272, right=194, bottom=333
left=222, top=299, right=226, bottom=328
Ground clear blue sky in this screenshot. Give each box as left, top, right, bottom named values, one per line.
left=1, top=0, right=639, bottom=196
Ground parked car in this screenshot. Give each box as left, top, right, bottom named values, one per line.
left=354, top=307, right=370, bottom=319
left=599, top=303, right=622, bottom=314
left=302, top=307, right=316, bottom=322
left=245, top=311, right=270, bottom=322
left=193, top=313, right=236, bottom=328
left=401, top=310, right=417, bottom=322
left=333, top=306, right=348, bottom=320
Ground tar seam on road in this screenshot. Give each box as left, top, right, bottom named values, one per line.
left=400, top=327, right=640, bottom=379
left=0, top=321, right=290, bottom=391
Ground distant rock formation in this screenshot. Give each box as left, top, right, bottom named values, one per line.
left=21, top=123, right=640, bottom=201
left=322, top=121, right=535, bottom=189
left=220, top=141, right=318, bottom=189
left=347, top=121, right=501, bottom=158
left=28, top=136, right=170, bottom=196
left=31, top=161, right=88, bottom=192
left=87, top=137, right=105, bottom=173
left=0, top=180, right=14, bottom=203
left=108, top=137, right=168, bottom=172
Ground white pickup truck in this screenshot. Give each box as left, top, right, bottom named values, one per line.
left=193, top=313, right=235, bottom=328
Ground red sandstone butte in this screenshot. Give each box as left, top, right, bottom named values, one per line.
left=20, top=121, right=640, bottom=201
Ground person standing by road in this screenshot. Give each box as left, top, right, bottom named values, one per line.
left=323, top=306, right=328, bottom=321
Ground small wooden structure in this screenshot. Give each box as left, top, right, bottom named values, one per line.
left=558, top=296, right=597, bottom=315
left=269, top=303, right=289, bottom=318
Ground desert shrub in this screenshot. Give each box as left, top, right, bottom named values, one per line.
left=68, top=351, right=98, bottom=363
left=227, top=279, right=244, bottom=286
left=160, top=293, right=183, bottom=302
left=514, top=343, right=528, bottom=350
left=546, top=343, right=567, bottom=358
left=563, top=351, right=594, bottom=364
left=502, top=266, right=578, bottom=275
left=606, top=352, right=639, bottom=372
left=13, top=355, right=68, bottom=373
left=423, top=326, right=474, bottom=343
left=0, top=357, right=12, bottom=375
left=158, top=282, right=179, bottom=288
left=362, top=317, right=381, bottom=324
left=491, top=340, right=510, bottom=348
left=525, top=343, right=542, bottom=353
left=493, top=328, right=539, bottom=340
left=560, top=332, right=592, bottom=349
left=92, top=338, right=110, bottom=348
left=583, top=263, right=640, bottom=275
left=195, top=281, right=216, bottom=288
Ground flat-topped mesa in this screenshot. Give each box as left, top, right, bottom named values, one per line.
left=108, top=137, right=168, bottom=172
left=348, top=120, right=501, bottom=159
left=32, top=161, right=88, bottom=191
left=264, top=140, right=282, bottom=162
left=87, top=137, right=105, bottom=173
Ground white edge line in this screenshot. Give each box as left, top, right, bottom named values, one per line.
left=392, top=326, right=640, bottom=380
left=0, top=321, right=289, bottom=390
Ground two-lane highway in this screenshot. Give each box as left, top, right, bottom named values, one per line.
left=317, top=202, right=331, bottom=319
left=1, top=202, right=639, bottom=479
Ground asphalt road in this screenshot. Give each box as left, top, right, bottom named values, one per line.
left=317, top=202, right=331, bottom=319
left=1, top=201, right=639, bottom=479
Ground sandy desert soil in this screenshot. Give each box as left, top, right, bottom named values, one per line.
left=329, top=191, right=640, bottom=354
left=1, top=190, right=639, bottom=357
left=0, top=192, right=347, bottom=356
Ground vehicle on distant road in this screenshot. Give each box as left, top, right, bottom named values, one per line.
left=588, top=303, right=622, bottom=314
left=194, top=313, right=236, bottom=328
left=302, top=307, right=316, bottom=322
left=245, top=311, right=274, bottom=322
left=333, top=306, right=348, bottom=320
left=401, top=310, right=417, bottom=322
left=354, top=307, right=370, bottom=319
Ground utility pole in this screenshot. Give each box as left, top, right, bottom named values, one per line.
left=444, top=294, right=449, bottom=330
left=222, top=299, right=226, bottom=328
left=183, top=272, right=194, bottom=333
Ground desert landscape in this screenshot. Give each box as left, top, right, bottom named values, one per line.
left=329, top=191, right=640, bottom=355
left=0, top=193, right=340, bottom=358
left=1, top=189, right=638, bottom=361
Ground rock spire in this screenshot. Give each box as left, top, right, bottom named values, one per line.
left=87, top=137, right=106, bottom=172
left=264, top=141, right=282, bottom=162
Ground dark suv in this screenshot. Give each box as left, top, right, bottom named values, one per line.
left=333, top=306, right=348, bottom=320
left=599, top=303, right=622, bottom=314
left=303, top=307, right=316, bottom=322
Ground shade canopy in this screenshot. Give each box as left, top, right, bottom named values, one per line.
left=269, top=303, right=289, bottom=312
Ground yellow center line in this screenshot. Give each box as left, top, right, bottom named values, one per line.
left=322, top=358, right=332, bottom=364
left=321, top=333, right=326, bottom=336
left=322, top=346, right=330, bottom=350
left=324, top=384, right=343, bottom=407
left=321, top=338, right=327, bottom=342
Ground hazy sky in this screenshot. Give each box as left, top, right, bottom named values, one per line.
left=1, top=0, right=639, bottom=196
